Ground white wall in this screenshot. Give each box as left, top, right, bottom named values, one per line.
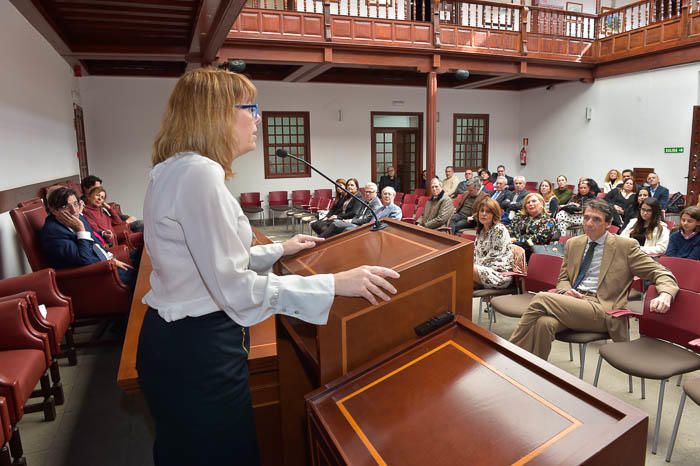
left=519, top=63, right=698, bottom=193
left=78, top=78, right=522, bottom=217
left=0, top=2, right=79, bottom=279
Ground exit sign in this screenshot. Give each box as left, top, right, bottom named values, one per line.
left=664, top=147, right=684, bottom=153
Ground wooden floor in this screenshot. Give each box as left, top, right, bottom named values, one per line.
left=15, top=223, right=700, bottom=466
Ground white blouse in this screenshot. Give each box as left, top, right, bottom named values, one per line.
left=143, top=153, right=335, bottom=326
left=620, top=218, right=670, bottom=255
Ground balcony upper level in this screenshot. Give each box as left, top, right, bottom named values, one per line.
left=221, top=0, right=700, bottom=89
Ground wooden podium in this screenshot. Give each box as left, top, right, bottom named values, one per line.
left=276, top=219, right=473, bottom=466
left=306, top=317, right=648, bottom=466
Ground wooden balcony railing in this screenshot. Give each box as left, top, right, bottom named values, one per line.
left=598, top=0, right=683, bottom=38
left=438, top=0, right=522, bottom=31
left=529, top=6, right=596, bottom=39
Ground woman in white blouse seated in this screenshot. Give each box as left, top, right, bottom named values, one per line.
left=137, top=68, right=399, bottom=466
left=620, top=197, right=670, bottom=255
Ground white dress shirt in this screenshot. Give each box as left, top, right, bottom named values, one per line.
left=576, top=232, right=607, bottom=294
left=143, top=153, right=335, bottom=326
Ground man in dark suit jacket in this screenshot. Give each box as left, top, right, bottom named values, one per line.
left=646, top=172, right=670, bottom=210
left=378, top=166, right=401, bottom=194
left=510, top=199, right=678, bottom=360
left=501, top=176, right=530, bottom=222
left=489, top=165, right=515, bottom=191
left=41, top=187, right=136, bottom=288
left=489, top=176, right=513, bottom=210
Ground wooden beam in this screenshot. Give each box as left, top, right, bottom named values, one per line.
left=201, top=0, right=246, bottom=64
left=283, top=63, right=332, bottom=82
left=187, top=0, right=210, bottom=64
left=453, top=74, right=519, bottom=89
left=426, top=71, right=437, bottom=183
left=595, top=43, right=700, bottom=78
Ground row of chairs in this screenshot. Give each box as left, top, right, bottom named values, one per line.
left=0, top=269, right=79, bottom=465
left=474, top=252, right=700, bottom=460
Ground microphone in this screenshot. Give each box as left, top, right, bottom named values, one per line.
left=275, top=149, right=387, bottom=231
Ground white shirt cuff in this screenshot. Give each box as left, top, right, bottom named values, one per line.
left=76, top=231, right=93, bottom=240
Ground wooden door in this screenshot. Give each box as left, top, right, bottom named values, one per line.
left=73, top=104, right=89, bottom=179
left=372, top=128, right=421, bottom=193
left=687, top=106, right=700, bottom=206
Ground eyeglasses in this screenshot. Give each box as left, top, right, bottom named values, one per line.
left=640, top=207, right=653, bottom=213
left=236, top=104, right=260, bottom=120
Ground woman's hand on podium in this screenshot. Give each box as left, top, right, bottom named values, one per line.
left=334, top=266, right=400, bottom=305
left=282, top=234, right=325, bottom=256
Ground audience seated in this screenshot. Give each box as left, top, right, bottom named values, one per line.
left=620, top=186, right=649, bottom=231
left=473, top=198, right=514, bottom=289
left=489, top=176, right=513, bottom=210
left=319, top=182, right=380, bottom=238
left=374, top=187, right=403, bottom=221
left=646, top=172, right=670, bottom=210
left=556, top=179, right=596, bottom=235
left=666, top=206, right=700, bottom=259
left=507, top=193, right=558, bottom=259
left=442, top=166, right=459, bottom=198
left=82, top=186, right=143, bottom=250
left=553, top=175, right=573, bottom=205
left=81, top=175, right=143, bottom=232
left=620, top=197, right=669, bottom=255
left=537, top=180, right=559, bottom=216
left=510, top=199, right=679, bottom=360
left=40, top=187, right=138, bottom=289
left=478, top=169, right=494, bottom=192
left=501, top=176, right=529, bottom=223
left=603, top=169, right=623, bottom=193
left=604, top=178, right=637, bottom=228
left=313, top=178, right=361, bottom=236
left=378, top=166, right=401, bottom=194
left=453, top=169, right=473, bottom=198
left=489, top=165, right=515, bottom=191
left=417, top=178, right=455, bottom=230
left=450, top=178, right=487, bottom=234
left=311, top=178, right=347, bottom=236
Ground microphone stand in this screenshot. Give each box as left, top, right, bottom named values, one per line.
left=275, top=150, right=387, bottom=231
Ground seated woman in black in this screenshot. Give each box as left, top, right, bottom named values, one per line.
left=315, top=178, right=362, bottom=236
left=311, top=178, right=346, bottom=236
left=605, top=178, right=637, bottom=228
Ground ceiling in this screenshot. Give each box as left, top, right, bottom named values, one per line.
left=11, top=0, right=570, bottom=89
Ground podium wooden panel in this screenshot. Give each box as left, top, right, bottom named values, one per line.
left=277, top=219, right=473, bottom=466
left=116, top=229, right=282, bottom=466
left=306, top=317, right=648, bottom=466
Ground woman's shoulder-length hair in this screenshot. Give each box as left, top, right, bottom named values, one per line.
left=152, top=67, right=257, bottom=179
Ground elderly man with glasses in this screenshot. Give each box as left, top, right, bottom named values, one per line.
left=320, top=182, right=382, bottom=237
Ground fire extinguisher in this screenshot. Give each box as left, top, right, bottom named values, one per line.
left=520, top=147, right=527, bottom=166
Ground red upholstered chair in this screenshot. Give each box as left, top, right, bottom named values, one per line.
left=658, top=256, right=700, bottom=292
left=460, top=232, right=476, bottom=241
left=607, top=225, right=620, bottom=234
left=400, top=203, right=416, bottom=224
left=593, top=286, right=700, bottom=454
left=17, top=198, right=43, bottom=208
left=105, top=202, right=143, bottom=250
left=394, top=192, right=404, bottom=205
left=240, top=192, right=264, bottom=224
left=0, top=396, right=23, bottom=466
left=0, top=268, right=77, bottom=404
left=286, top=190, right=312, bottom=230
left=9, top=204, right=132, bottom=320
left=417, top=196, right=429, bottom=208
left=314, top=189, right=332, bottom=200
left=452, top=195, right=463, bottom=207
left=412, top=188, right=425, bottom=196
left=525, top=181, right=538, bottom=191
left=268, top=191, right=289, bottom=226
left=0, top=297, right=57, bottom=464
left=402, top=193, right=417, bottom=206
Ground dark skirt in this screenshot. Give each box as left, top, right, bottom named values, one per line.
left=136, top=308, right=259, bottom=466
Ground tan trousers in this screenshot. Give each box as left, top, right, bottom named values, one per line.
left=509, top=292, right=608, bottom=360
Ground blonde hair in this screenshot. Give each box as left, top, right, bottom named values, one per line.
left=152, top=68, right=257, bottom=179
left=604, top=169, right=621, bottom=184
left=519, top=192, right=546, bottom=217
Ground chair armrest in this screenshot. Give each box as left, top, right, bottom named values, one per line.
left=646, top=252, right=663, bottom=258
left=606, top=309, right=636, bottom=318
left=0, top=292, right=57, bottom=350
left=0, top=269, right=70, bottom=309
left=688, top=338, right=700, bottom=349
left=0, top=298, right=48, bottom=353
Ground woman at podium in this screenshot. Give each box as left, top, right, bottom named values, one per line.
left=136, top=68, right=399, bottom=466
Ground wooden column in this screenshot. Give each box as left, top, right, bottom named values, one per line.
left=426, top=71, right=437, bottom=183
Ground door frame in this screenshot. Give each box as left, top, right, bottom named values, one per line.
left=370, top=111, right=423, bottom=191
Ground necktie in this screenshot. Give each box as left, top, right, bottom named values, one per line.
left=572, top=242, right=598, bottom=289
